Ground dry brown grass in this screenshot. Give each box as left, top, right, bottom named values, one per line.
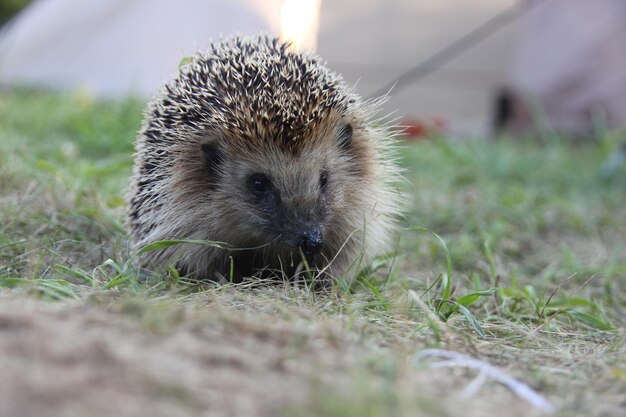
left=0, top=90, right=625, bottom=416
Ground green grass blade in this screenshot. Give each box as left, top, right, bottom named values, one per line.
left=37, top=280, right=80, bottom=300
left=0, top=278, right=30, bottom=288
left=567, top=311, right=615, bottom=331
left=412, top=227, right=453, bottom=299
left=483, top=238, right=497, bottom=283
left=137, top=239, right=230, bottom=255
left=457, top=288, right=496, bottom=308
left=55, top=264, right=96, bottom=285
left=103, top=275, right=130, bottom=289
left=436, top=299, right=485, bottom=337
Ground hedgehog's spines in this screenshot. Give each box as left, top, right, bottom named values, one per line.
left=127, top=34, right=401, bottom=282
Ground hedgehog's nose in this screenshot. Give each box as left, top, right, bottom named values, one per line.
left=299, top=230, right=323, bottom=257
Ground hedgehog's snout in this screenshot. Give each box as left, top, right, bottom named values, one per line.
left=298, top=229, right=323, bottom=257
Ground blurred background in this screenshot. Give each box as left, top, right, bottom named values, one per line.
left=0, top=0, right=625, bottom=139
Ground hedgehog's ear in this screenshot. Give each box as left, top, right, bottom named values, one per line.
left=201, top=142, right=224, bottom=174
left=338, top=124, right=353, bottom=152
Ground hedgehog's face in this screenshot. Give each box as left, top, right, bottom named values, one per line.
left=201, top=119, right=360, bottom=263
left=241, top=168, right=327, bottom=259
left=130, top=35, right=398, bottom=282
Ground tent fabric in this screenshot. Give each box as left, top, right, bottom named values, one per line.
left=3, top=0, right=624, bottom=136
left=508, top=0, right=626, bottom=135
left=0, top=0, right=279, bottom=97
left=0, top=0, right=520, bottom=134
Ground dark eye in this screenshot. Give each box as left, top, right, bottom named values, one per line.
left=338, top=123, right=353, bottom=150
left=249, top=173, right=272, bottom=195
left=319, top=171, right=328, bottom=189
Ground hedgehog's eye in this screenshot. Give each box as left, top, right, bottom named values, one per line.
left=319, top=171, right=329, bottom=190
left=338, top=124, right=353, bottom=150
left=249, top=173, right=272, bottom=196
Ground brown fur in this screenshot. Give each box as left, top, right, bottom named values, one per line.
left=127, top=34, right=400, bottom=282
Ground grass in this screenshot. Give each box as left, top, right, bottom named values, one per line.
left=0, top=88, right=625, bottom=417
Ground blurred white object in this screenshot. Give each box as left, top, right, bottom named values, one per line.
left=0, top=0, right=281, bottom=97
left=509, top=0, right=626, bottom=135
left=280, top=0, right=321, bottom=51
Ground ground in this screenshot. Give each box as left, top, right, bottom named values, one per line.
left=0, top=90, right=625, bottom=417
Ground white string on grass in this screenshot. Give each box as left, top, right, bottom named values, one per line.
left=414, top=349, right=555, bottom=413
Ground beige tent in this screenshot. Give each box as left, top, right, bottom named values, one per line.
left=3, top=0, right=623, bottom=136
left=0, top=0, right=518, bottom=135
left=0, top=0, right=281, bottom=97
left=504, top=0, right=626, bottom=136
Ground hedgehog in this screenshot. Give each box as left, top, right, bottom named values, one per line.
left=127, top=34, right=400, bottom=284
